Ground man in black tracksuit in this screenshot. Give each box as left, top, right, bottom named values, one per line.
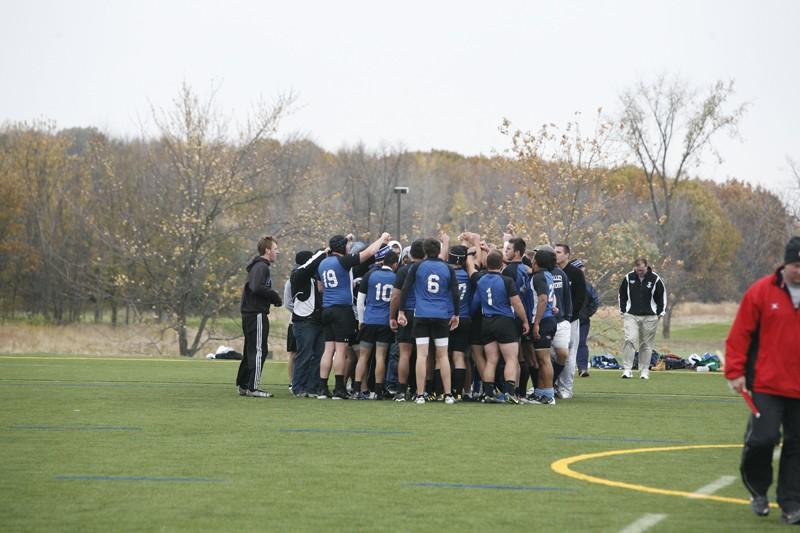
left=237, top=236, right=283, bottom=397
left=618, top=257, right=666, bottom=379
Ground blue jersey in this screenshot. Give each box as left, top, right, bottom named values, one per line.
left=471, top=271, right=518, bottom=319
left=452, top=268, right=472, bottom=318
left=402, top=258, right=457, bottom=320
left=531, top=270, right=555, bottom=320
left=503, top=262, right=534, bottom=322
left=551, top=266, right=572, bottom=322
left=318, top=255, right=359, bottom=307
left=359, top=267, right=394, bottom=325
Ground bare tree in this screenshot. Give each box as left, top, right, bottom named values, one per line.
left=619, top=75, right=746, bottom=336
left=97, top=83, right=294, bottom=356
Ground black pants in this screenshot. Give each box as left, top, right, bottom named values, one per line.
left=236, top=313, right=269, bottom=391
left=741, top=392, right=800, bottom=511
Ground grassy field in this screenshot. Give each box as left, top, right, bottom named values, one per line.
left=0, top=354, right=785, bottom=532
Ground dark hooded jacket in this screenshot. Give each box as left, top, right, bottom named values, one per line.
left=240, top=256, right=283, bottom=314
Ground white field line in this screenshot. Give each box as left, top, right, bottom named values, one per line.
left=689, top=475, right=737, bottom=498
left=619, top=513, right=667, bottom=533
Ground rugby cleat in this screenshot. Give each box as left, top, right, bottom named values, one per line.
left=316, top=388, right=332, bottom=400
left=531, top=394, right=556, bottom=406
left=621, top=370, right=633, bottom=379
left=781, top=508, right=800, bottom=524
left=444, top=394, right=456, bottom=405
left=237, top=386, right=248, bottom=396
left=414, top=395, right=426, bottom=405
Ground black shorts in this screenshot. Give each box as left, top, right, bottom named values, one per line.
left=482, top=315, right=521, bottom=345
left=359, top=324, right=394, bottom=346
left=532, top=316, right=557, bottom=350
left=413, top=317, right=451, bottom=340
left=449, top=317, right=472, bottom=353
left=321, top=305, right=357, bottom=343
left=396, top=310, right=415, bottom=344
left=286, top=323, right=297, bottom=353
left=469, top=315, right=483, bottom=345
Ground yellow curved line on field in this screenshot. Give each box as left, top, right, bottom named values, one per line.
left=551, top=444, right=778, bottom=508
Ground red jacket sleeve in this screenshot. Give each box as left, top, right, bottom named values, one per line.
left=724, top=284, right=761, bottom=380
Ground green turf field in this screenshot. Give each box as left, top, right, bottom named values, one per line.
left=0, top=355, right=784, bottom=532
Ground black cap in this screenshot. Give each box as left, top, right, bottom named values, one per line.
left=329, top=235, right=348, bottom=254
left=295, top=250, right=313, bottom=266
left=785, top=236, right=800, bottom=264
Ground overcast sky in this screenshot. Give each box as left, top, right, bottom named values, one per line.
left=2, top=0, right=798, bottom=193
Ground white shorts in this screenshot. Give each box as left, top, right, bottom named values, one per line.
left=552, top=320, right=571, bottom=350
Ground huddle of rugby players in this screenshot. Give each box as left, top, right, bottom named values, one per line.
left=284, top=227, right=587, bottom=405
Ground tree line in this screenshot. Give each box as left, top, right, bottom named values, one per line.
left=1, top=79, right=796, bottom=356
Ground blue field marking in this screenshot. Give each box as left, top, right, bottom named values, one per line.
left=54, top=475, right=227, bottom=483
left=13, top=424, right=142, bottom=431
left=279, top=428, right=412, bottom=435
left=407, top=482, right=575, bottom=492
left=555, top=436, right=685, bottom=444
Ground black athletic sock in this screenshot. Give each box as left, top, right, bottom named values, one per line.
left=529, top=367, right=539, bottom=390
left=552, top=362, right=565, bottom=386
left=334, top=374, right=345, bottom=392
left=433, top=369, right=442, bottom=395
left=353, top=381, right=361, bottom=394
left=483, top=381, right=495, bottom=396
left=319, top=376, right=328, bottom=392
left=399, top=383, right=408, bottom=394
left=518, top=364, right=530, bottom=396
left=425, top=379, right=434, bottom=395
left=453, top=368, right=466, bottom=396
left=504, top=380, right=516, bottom=395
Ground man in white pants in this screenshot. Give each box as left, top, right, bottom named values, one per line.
left=618, top=258, right=666, bottom=379
left=554, top=244, right=586, bottom=399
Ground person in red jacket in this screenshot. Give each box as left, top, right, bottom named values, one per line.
left=725, top=236, right=800, bottom=524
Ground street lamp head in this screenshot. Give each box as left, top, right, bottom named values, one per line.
left=393, top=186, right=409, bottom=194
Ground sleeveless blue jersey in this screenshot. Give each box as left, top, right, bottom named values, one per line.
left=531, top=270, right=555, bottom=320
left=319, top=256, right=355, bottom=307
left=362, top=267, right=394, bottom=325
left=474, top=271, right=516, bottom=319
left=409, top=259, right=455, bottom=320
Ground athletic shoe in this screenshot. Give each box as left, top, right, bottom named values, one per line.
left=375, top=389, right=385, bottom=400
left=444, top=394, right=456, bottom=405
left=393, top=392, right=406, bottom=402
left=316, top=388, right=332, bottom=400
left=518, top=395, right=535, bottom=405
left=288, top=382, right=292, bottom=392
left=332, top=389, right=349, bottom=400
left=640, top=370, right=650, bottom=380
left=483, top=394, right=505, bottom=404
left=579, top=370, right=590, bottom=377
left=293, top=392, right=308, bottom=398
left=781, top=508, right=800, bottom=524
left=556, top=390, right=573, bottom=399
left=504, top=393, right=520, bottom=405
left=414, top=395, right=426, bottom=405
left=526, top=386, right=535, bottom=396
left=237, top=386, right=248, bottom=396
left=621, top=370, right=633, bottom=379
left=750, top=496, right=769, bottom=517
left=531, top=394, right=556, bottom=406
left=246, top=389, right=272, bottom=398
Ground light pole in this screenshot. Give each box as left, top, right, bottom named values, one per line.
left=393, top=186, right=409, bottom=239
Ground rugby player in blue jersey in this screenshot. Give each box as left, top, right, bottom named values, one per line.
left=471, top=250, right=530, bottom=404
left=397, top=238, right=460, bottom=405
left=523, top=247, right=558, bottom=405
left=316, top=232, right=392, bottom=399
left=354, top=248, right=399, bottom=399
